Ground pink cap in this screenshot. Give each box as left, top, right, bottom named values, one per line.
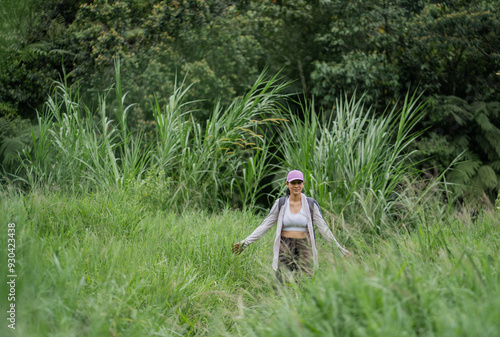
left=286, top=170, right=304, bottom=183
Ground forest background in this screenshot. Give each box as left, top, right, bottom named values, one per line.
left=1, top=0, right=500, bottom=207
left=1, top=1, right=500, bottom=336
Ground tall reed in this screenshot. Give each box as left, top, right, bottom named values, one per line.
left=277, top=92, right=429, bottom=233
left=17, top=61, right=292, bottom=209
left=17, top=62, right=441, bottom=223
left=17, top=59, right=151, bottom=191
left=143, top=71, right=289, bottom=211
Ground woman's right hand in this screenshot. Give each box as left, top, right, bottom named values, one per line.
left=232, top=242, right=242, bottom=255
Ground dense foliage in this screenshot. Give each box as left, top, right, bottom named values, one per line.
left=1, top=0, right=500, bottom=203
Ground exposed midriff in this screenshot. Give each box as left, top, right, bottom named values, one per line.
left=281, top=230, right=309, bottom=239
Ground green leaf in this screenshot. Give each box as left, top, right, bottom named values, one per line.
left=455, top=160, right=482, bottom=179
left=477, top=165, right=498, bottom=189
left=475, top=112, right=495, bottom=132
left=490, top=160, right=500, bottom=171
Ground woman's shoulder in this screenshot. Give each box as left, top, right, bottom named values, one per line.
left=303, top=195, right=318, bottom=205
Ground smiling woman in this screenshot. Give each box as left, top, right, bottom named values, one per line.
left=232, top=170, right=351, bottom=282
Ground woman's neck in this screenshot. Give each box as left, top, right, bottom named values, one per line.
left=289, top=193, right=301, bottom=202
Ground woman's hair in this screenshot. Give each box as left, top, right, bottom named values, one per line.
left=286, top=187, right=290, bottom=196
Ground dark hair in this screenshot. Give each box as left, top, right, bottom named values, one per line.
left=286, top=187, right=290, bottom=196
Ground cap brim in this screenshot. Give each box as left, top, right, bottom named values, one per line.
left=287, top=178, right=304, bottom=182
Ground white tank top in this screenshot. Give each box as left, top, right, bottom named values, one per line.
left=282, top=202, right=308, bottom=232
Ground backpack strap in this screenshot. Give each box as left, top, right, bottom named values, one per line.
left=306, top=197, right=322, bottom=219
left=278, top=196, right=286, bottom=211
left=306, top=197, right=318, bottom=241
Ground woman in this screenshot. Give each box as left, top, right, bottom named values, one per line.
left=232, top=170, right=351, bottom=280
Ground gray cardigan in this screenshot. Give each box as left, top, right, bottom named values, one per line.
left=239, top=193, right=349, bottom=271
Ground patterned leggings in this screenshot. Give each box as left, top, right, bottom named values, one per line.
left=276, top=236, right=313, bottom=283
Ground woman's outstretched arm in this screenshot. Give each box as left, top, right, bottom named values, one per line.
left=232, top=200, right=280, bottom=254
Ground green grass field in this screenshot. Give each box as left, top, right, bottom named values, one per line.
left=1, top=188, right=499, bottom=336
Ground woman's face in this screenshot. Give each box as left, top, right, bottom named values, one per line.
left=286, top=180, right=304, bottom=196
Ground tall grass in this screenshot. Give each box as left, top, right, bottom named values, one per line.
left=1, top=187, right=499, bottom=336
left=15, top=62, right=443, bottom=225
left=19, top=69, right=149, bottom=190
left=0, top=188, right=277, bottom=336
left=276, top=92, right=430, bottom=234
left=3, top=61, right=496, bottom=337
left=17, top=66, right=288, bottom=211
left=242, top=209, right=500, bottom=337
left=145, top=70, right=288, bottom=211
